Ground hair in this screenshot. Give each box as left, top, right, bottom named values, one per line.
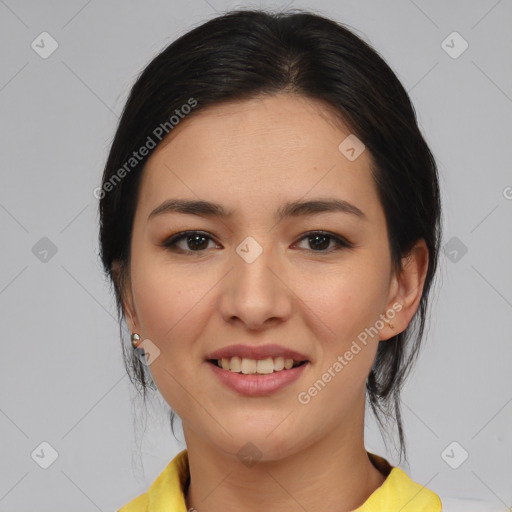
left=98, top=8, right=442, bottom=464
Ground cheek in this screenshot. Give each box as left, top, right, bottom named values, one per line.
left=294, top=283, right=383, bottom=427
left=290, top=259, right=389, bottom=408
left=130, top=260, right=206, bottom=412
left=292, top=259, right=390, bottom=344
left=129, top=260, right=203, bottom=376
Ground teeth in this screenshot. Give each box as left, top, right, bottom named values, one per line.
left=256, top=357, right=274, bottom=374
left=215, top=356, right=304, bottom=374
left=229, top=356, right=241, bottom=372
left=241, top=358, right=257, bottom=374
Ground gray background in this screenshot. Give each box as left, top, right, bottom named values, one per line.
left=1, top=0, right=511, bottom=510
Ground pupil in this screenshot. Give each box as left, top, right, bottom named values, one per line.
left=310, top=235, right=329, bottom=250
left=189, top=235, right=208, bottom=250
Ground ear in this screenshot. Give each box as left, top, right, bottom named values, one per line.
left=111, top=259, right=139, bottom=333
left=380, top=238, right=429, bottom=341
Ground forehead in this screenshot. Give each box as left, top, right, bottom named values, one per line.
left=137, top=93, right=381, bottom=223
left=148, top=93, right=357, bottom=165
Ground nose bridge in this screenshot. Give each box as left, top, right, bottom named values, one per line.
left=221, top=234, right=291, bottom=327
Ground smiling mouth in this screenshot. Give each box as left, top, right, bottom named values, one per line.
left=208, top=356, right=308, bottom=375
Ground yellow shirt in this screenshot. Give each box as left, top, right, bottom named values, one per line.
left=118, top=449, right=442, bottom=511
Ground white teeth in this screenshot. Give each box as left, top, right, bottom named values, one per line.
left=256, top=357, right=274, bottom=374
left=241, top=358, right=257, bottom=374
left=229, top=356, right=241, bottom=372
left=215, top=356, right=303, bottom=374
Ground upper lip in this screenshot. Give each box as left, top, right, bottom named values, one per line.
left=206, top=344, right=310, bottom=362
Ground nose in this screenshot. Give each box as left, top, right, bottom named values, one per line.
left=218, top=238, right=293, bottom=330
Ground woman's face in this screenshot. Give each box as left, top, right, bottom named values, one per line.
left=122, top=93, right=409, bottom=460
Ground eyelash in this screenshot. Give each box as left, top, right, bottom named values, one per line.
left=161, top=230, right=354, bottom=255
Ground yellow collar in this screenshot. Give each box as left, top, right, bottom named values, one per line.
left=119, top=449, right=442, bottom=511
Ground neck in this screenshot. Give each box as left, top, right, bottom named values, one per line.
left=183, top=405, right=386, bottom=512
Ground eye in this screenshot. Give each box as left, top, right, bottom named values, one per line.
left=161, top=230, right=354, bottom=255
left=161, top=231, right=219, bottom=254
left=293, top=231, right=354, bottom=253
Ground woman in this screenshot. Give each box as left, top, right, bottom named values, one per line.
left=99, top=9, right=443, bottom=511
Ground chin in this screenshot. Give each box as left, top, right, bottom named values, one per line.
left=204, top=422, right=305, bottom=464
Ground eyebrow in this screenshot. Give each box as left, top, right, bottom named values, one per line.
left=148, top=197, right=367, bottom=222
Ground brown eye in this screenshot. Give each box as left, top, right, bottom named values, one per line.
left=294, top=231, right=353, bottom=253
left=162, top=231, right=219, bottom=253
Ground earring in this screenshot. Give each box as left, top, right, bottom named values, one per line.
left=131, top=333, right=141, bottom=348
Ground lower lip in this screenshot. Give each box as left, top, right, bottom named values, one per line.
left=207, top=361, right=309, bottom=396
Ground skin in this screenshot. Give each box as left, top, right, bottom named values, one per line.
left=117, top=93, right=429, bottom=512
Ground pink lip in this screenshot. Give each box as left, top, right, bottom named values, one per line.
left=207, top=360, right=309, bottom=396
left=206, top=344, right=309, bottom=362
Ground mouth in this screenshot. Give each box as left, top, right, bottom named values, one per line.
left=207, top=356, right=309, bottom=375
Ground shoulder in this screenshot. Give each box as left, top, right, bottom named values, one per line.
left=117, top=449, right=189, bottom=512
left=357, top=452, right=442, bottom=512
left=384, top=466, right=442, bottom=511
left=117, top=491, right=148, bottom=512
